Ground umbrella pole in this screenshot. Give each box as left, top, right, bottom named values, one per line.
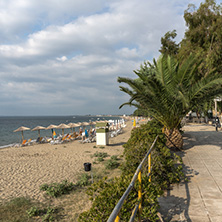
left=38, top=130, right=40, bottom=138
left=22, top=131, right=24, bottom=141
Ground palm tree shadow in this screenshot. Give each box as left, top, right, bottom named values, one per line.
left=182, top=124, right=222, bottom=150
left=159, top=164, right=196, bottom=222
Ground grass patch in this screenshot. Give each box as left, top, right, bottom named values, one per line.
left=0, top=197, right=40, bottom=222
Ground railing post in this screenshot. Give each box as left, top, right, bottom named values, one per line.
left=138, top=170, right=142, bottom=221
left=148, top=153, right=151, bottom=182
left=114, top=214, right=120, bottom=222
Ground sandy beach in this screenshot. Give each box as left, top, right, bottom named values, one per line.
left=0, top=118, right=135, bottom=203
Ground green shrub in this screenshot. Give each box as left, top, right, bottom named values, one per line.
left=78, top=120, right=186, bottom=221
left=78, top=175, right=162, bottom=221
left=40, top=180, right=75, bottom=197
left=122, top=120, right=185, bottom=189
left=105, top=159, right=119, bottom=169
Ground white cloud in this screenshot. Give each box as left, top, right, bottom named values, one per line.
left=56, top=56, right=68, bottom=62
left=0, top=0, right=218, bottom=115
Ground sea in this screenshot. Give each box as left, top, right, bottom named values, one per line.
left=0, top=115, right=122, bottom=148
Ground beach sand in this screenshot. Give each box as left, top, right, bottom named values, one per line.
left=0, top=118, right=136, bottom=203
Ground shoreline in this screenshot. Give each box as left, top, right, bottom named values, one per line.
left=0, top=115, right=125, bottom=147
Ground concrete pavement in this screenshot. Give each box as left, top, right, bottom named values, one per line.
left=159, top=123, right=222, bottom=222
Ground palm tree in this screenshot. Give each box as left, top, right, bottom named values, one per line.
left=118, top=55, right=222, bottom=149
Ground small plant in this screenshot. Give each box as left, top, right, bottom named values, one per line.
left=76, top=173, right=91, bottom=187
left=27, top=206, right=56, bottom=222
left=92, top=151, right=109, bottom=158
left=27, top=206, right=40, bottom=217
left=40, top=180, right=75, bottom=197
left=99, top=146, right=105, bottom=149
left=42, top=207, right=55, bottom=222
left=105, top=159, right=119, bottom=169
left=93, top=146, right=97, bottom=148
left=111, top=155, right=118, bottom=161
left=97, top=157, right=104, bottom=162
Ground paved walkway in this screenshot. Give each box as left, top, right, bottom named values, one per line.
left=159, top=123, right=222, bottom=222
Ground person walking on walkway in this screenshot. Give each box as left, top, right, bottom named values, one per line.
left=215, top=116, right=220, bottom=131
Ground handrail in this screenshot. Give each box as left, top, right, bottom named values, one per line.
left=107, top=135, right=158, bottom=222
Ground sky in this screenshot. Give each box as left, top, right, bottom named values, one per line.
left=0, top=0, right=221, bottom=116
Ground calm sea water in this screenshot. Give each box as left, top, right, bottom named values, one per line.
left=0, top=115, right=121, bottom=147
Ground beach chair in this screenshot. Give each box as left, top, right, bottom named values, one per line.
left=36, top=137, right=43, bottom=143
left=21, top=139, right=28, bottom=146
left=27, top=138, right=32, bottom=145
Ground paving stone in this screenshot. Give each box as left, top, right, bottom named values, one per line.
left=210, top=216, right=222, bottom=222
left=189, top=215, right=210, bottom=222
left=158, top=124, right=222, bottom=221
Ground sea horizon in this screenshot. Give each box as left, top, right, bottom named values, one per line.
left=0, top=115, right=123, bottom=147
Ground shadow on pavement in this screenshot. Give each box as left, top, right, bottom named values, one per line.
left=158, top=163, right=196, bottom=222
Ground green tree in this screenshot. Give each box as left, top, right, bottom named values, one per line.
left=159, top=30, right=179, bottom=55
left=179, top=0, right=222, bottom=75
left=118, top=54, right=222, bottom=149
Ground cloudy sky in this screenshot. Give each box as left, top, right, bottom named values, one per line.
left=0, top=0, right=220, bottom=116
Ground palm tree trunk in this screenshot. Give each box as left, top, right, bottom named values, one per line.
left=165, top=128, right=183, bottom=149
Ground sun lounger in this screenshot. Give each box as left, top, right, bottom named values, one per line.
left=21, top=139, right=27, bottom=146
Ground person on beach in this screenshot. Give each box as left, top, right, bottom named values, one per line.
left=215, top=117, right=220, bottom=131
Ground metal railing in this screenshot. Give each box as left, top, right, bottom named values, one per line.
left=107, top=135, right=158, bottom=222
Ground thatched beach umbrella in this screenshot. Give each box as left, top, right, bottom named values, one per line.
left=14, top=126, right=30, bottom=141
left=89, top=121, right=96, bottom=129
left=68, top=123, right=80, bottom=133
left=97, top=120, right=107, bottom=123
left=46, top=124, right=58, bottom=137
left=31, top=126, right=46, bottom=138
left=57, top=123, right=70, bottom=136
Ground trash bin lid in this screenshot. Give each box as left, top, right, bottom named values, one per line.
left=96, top=122, right=109, bottom=128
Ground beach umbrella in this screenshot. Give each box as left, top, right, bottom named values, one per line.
left=68, top=123, right=79, bottom=133
left=46, top=124, right=58, bottom=137
left=89, top=121, right=96, bottom=129
left=31, top=126, right=46, bottom=138
left=14, top=126, right=30, bottom=141
left=82, top=122, right=90, bottom=126
left=57, top=123, right=70, bottom=136
left=68, top=123, right=74, bottom=133
left=97, top=120, right=107, bottom=123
